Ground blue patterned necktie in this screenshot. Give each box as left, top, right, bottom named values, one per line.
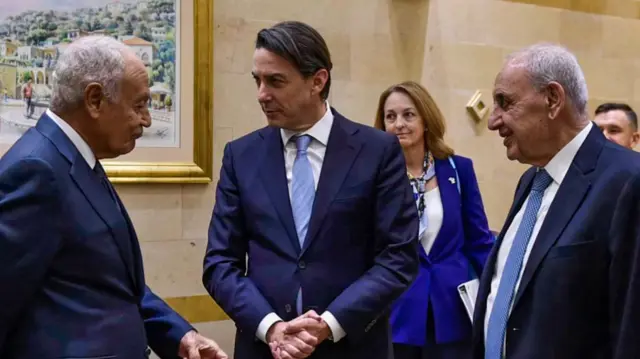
left=290, top=135, right=315, bottom=314
left=485, top=168, right=553, bottom=359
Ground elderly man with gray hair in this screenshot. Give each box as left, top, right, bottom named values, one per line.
left=471, top=43, right=640, bottom=359
left=0, top=35, right=227, bottom=359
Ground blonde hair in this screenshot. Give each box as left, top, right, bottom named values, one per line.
left=374, top=81, right=454, bottom=159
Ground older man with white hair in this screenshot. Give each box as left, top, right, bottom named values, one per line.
left=0, top=35, right=227, bottom=359
left=472, top=43, right=640, bottom=359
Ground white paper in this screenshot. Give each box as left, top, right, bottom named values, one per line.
left=457, top=278, right=480, bottom=323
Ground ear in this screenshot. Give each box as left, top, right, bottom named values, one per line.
left=631, top=131, right=640, bottom=149
left=545, top=81, right=565, bottom=120
left=310, top=68, right=329, bottom=98
left=84, top=82, right=105, bottom=119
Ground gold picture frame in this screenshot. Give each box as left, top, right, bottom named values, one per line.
left=104, top=0, right=213, bottom=184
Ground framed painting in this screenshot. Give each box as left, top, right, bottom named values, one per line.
left=0, top=0, right=213, bottom=183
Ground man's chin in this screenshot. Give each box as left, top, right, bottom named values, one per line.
left=265, top=114, right=286, bottom=127
left=505, top=145, right=520, bottom=162
left=117, top=141, right=136, bottom=157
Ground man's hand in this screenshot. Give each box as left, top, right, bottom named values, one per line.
left=178, top=330, right=228, bottom=359
left=285, top=310, right=331, bottom=344
left=268, top=311, right=332, bottom=359
left=267, top=319, right=319, bottom=359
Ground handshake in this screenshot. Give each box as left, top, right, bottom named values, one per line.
left=267, top=310, right=331, bottom=359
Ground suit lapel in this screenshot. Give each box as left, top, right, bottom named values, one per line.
left=301, top=114, right=362, bottom=256
left=504, top=169, right=537, bottom=241
left=70, top=161, right=138, bottom=288
left=259, top=127, right=300, bottom=255
left=512, top=126, right=602, bottom=307
left=428, top=159, right=459, bottom=257
left=115, top=193, right=145, bottom=295
left=512, top=165, right=590, bottom=306
left=473, top=168, right=535, bottom=344
left=485, top=168, right=535, bottom=280
left=36, top=115, right=138, bottom=289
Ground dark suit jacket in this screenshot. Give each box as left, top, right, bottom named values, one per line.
left=0, top=114, right=193, bottom=359
left=391, top=155, right=494, bottom=346
left=472, top=125, right=640, bottom=359
left=203, top=109, right=420, bottom=359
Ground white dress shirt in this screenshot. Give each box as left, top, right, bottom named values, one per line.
left=46, top=109, right=96, bottom=168
left=420, top=187, right=443, bottom=254
left=256, top=103, right=347, bottom=343
left=484, top=122, right=593, bottom=346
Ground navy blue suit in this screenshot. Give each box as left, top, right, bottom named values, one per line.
left=0, top=114, right=193, bottom=358
left=391, top=155, right=494, bottom=347
left=472, top=125, right=640, bottom=358
left=203, top=110, right=420, bottom=359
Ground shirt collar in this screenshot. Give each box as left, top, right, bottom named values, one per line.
left=280, top=101, right=333, bottom=147
left=46, top=108, right=97, bottom=169
left=544, top=121, right=593, bottom=185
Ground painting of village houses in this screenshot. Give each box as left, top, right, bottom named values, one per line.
left=0, top=0, right=179, bottom=148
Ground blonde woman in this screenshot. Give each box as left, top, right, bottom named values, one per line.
left=374, top=81, right=494, bottom=359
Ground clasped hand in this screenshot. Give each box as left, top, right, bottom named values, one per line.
left=267, top=310, right=331, bottom=359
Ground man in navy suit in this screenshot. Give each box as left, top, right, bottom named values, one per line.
left=0, top=36, right=227, bottom=359
left=203, top=21, right=419, bottom=359
left=473, top=43, right=640, bottom=359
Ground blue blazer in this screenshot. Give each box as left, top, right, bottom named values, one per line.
left=0, top=114, right=193, bottom=359
left=390, top=155, right=494, bottom=346
left=203, top=110, right=420, bottom=359
left=472, top=125, right=640, bottom=358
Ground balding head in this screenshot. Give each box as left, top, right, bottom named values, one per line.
left=504, top=43, right=589, bottom=117
left=488, top=43, right=591, bottom=166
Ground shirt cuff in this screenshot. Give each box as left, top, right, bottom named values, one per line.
left=321, top=311, right=346, bottom=342
left=256, top=312, right=283, bottom=343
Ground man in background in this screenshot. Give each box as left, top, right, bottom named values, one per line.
left=473, top=43, right=640, bottom=358
left=203, top=21, right=419, bottom=359
left=594, top=102, right=639, bottom=149
left=23, top=79, right=33, bottom=117
left=0, top=35, right=227, bottom=359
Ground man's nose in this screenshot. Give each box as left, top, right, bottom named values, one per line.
left=142, top=112, right=152, bottom=128
left=488, top=110, right=500, bottom=131
left=257, top=83, right=271, bottom=103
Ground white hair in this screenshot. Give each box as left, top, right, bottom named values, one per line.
left=506, top=43, right=588, bottom=115
left=50, top=35, right=130, bottom=112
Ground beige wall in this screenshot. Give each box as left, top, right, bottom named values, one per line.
left=424, top=0, right=640, bottom=230
left=125, top=0, right=640, bottom=356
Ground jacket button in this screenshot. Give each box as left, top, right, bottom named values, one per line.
left=285, top=304, right=292, bottom=313
left=298, top=261, right=306, bottom=269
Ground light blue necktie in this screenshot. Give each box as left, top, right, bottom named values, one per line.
left=291, top=135, right=315, bottom=314
left=485, top=169, right=552, bottom=359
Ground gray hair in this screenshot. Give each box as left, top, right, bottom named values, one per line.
left=506, top=43, right=588, bottom=115
left=50, top=35, right=129, bottom=112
